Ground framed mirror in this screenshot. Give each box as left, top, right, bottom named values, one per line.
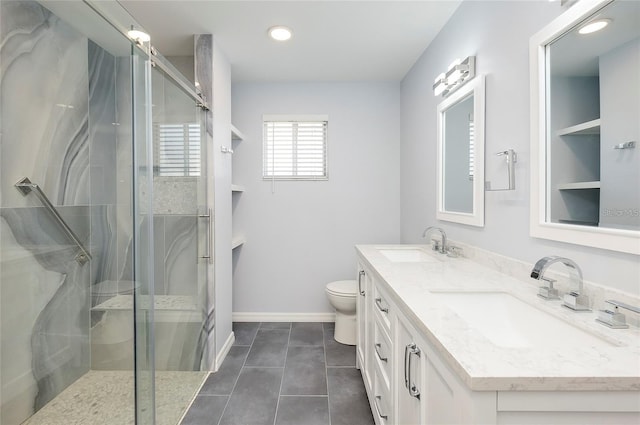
left=530, top=0, right=640, bottom=255
left=436, top=75, right=485, bottom=227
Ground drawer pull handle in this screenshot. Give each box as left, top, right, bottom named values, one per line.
left=358, top=270, right=365, bottom=296
left=407, top=343, right=421, bottom=400
left=375, top=297, right=388, bottom=313
left=374, top=395, right=388, bottom=420
left=404, top=344, right=410, bottom=389
left=374, top=343, right=388, bottom=362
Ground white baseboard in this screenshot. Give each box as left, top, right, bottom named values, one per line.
left=215, top=331, right=235, bottom=371
left=232, top=312, right=336, bottom=323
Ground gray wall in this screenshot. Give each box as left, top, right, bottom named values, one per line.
left=231, top=82, right=401, bottom=314
left=400, top=1, right=640, bottom=295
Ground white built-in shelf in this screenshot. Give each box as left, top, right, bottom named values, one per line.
left=232, top=236, right=246, bottom=250
left=556, top=119, right=601, bottom=136
left=231, top=184, right=245, bottom=193
left=231, top=124, right=245, bottom=141
left=557, top=181, right=601, bottom=190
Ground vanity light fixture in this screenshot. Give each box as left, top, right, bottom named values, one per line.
left=268, top=26, right=292, bottom=41
left=432, top=56, right=476, bottom=97
left=433, top=73, right=447, bottom=96
left=578, top=18, right=611, bottom=35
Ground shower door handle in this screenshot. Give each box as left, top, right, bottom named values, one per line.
left=198, top=208, right=213, bottom=263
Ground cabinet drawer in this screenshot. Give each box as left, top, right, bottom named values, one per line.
left=373, top=284, right=391, bottom=333
left=373, top=360, right=392, bottom=425
left=373, top=315, right=392, bottom=390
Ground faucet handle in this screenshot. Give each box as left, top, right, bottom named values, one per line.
left=596, top=300, right=640, bottom=329
left=537, top=277, right=559, bottom=300
left=446, top=246, right=462, bottom=258
left=431, top=239, right=441, bottom=252
left=562, top=291, right=590, bottom=311
left=596, top=302, right=629, bottom=329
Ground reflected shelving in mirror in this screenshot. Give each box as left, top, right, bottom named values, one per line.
left=530, top=0, right=640, bottom=254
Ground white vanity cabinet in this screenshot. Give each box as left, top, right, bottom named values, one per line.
left=357, top=260, right=495, bottom=425
left=395, top=316, right=423, bottom=424
left=357, top=262, right=394, bottom=424
left=396, top=314, right=495, bottom=425
left=356, top=263, right=372, bottom=386
left=356, top=247, right=640, bottom=425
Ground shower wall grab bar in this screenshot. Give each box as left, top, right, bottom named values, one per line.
left=15, top=177, right=91, bottom=265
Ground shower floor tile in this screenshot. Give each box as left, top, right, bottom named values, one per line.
left=22, top=370, right=206, bottom=425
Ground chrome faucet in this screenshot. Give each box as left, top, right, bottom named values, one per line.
left=530, top=256, right=589, bottom=311
left=596, top=300, right=640, bottom=329
left=422, top=226, right=446, bottom=254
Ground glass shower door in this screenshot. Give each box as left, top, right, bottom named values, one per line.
left=149, top=62, right=210, bottom=424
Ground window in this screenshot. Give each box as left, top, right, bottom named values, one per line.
left=263, top=115, right=328, bottom=180
left=154, top=123, right=201, bottom=176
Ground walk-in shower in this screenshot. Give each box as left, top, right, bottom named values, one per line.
left=0, top=1, right=213, bottom=423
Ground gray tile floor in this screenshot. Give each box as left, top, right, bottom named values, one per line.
left=180, top=322, right=374, bottom=425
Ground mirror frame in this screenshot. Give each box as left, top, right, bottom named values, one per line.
left=529, top=0, right=640, bottom=255
left=436, top=75, right=485, bottom=227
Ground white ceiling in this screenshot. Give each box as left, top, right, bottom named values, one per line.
left=118, top=0, right=462, bottom=82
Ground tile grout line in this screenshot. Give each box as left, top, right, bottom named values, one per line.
left=216, top=324, right=259, bottom=425
left=272, top=324, right=291, bottom=425
left=323, top=324, right=333, bottom=425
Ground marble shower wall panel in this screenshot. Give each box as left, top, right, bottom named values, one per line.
left=1, top=1, right=90, bottom=207
left=88, top=40, right=117, bottom=206
left=115, top=56, right=135, bottom=283
left=89, top=205, right=118, bottom=303
left=88, top=41, right=119, bottom=287
left=139, top=215, right=197, bottom=296
left=0, top=218, right=65, bottom=425
left=164, top=215, right=197, bottom=296
left=1, top=2, right=94, bottom=423
left=138, top=215, right=166, bottom=295
left=1, top=207, right=91, bottom=424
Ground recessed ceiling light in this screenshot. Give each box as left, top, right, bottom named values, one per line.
left=127, top=29, right=151, bottom=43
left=578, top=18, right=611, bottom=35
left=268, top=26, right=292, bottom=41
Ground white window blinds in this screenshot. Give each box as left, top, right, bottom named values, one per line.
left=263, top=117, right=328, bottom=180
left=154, top=123, right=201, bottom=176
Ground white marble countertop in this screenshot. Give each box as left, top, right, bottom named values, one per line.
left=356, top=244, right=640, bottom=392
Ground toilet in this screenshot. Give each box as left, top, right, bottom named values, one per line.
left=325, top=280, right=358, bottom=345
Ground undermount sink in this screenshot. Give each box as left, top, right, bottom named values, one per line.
left=378, top=247, right=437, bottom=263
left=431, top=291, right=615, bottom=349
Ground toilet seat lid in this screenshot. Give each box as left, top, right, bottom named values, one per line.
left=326, top=280, right=357, bottom=296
